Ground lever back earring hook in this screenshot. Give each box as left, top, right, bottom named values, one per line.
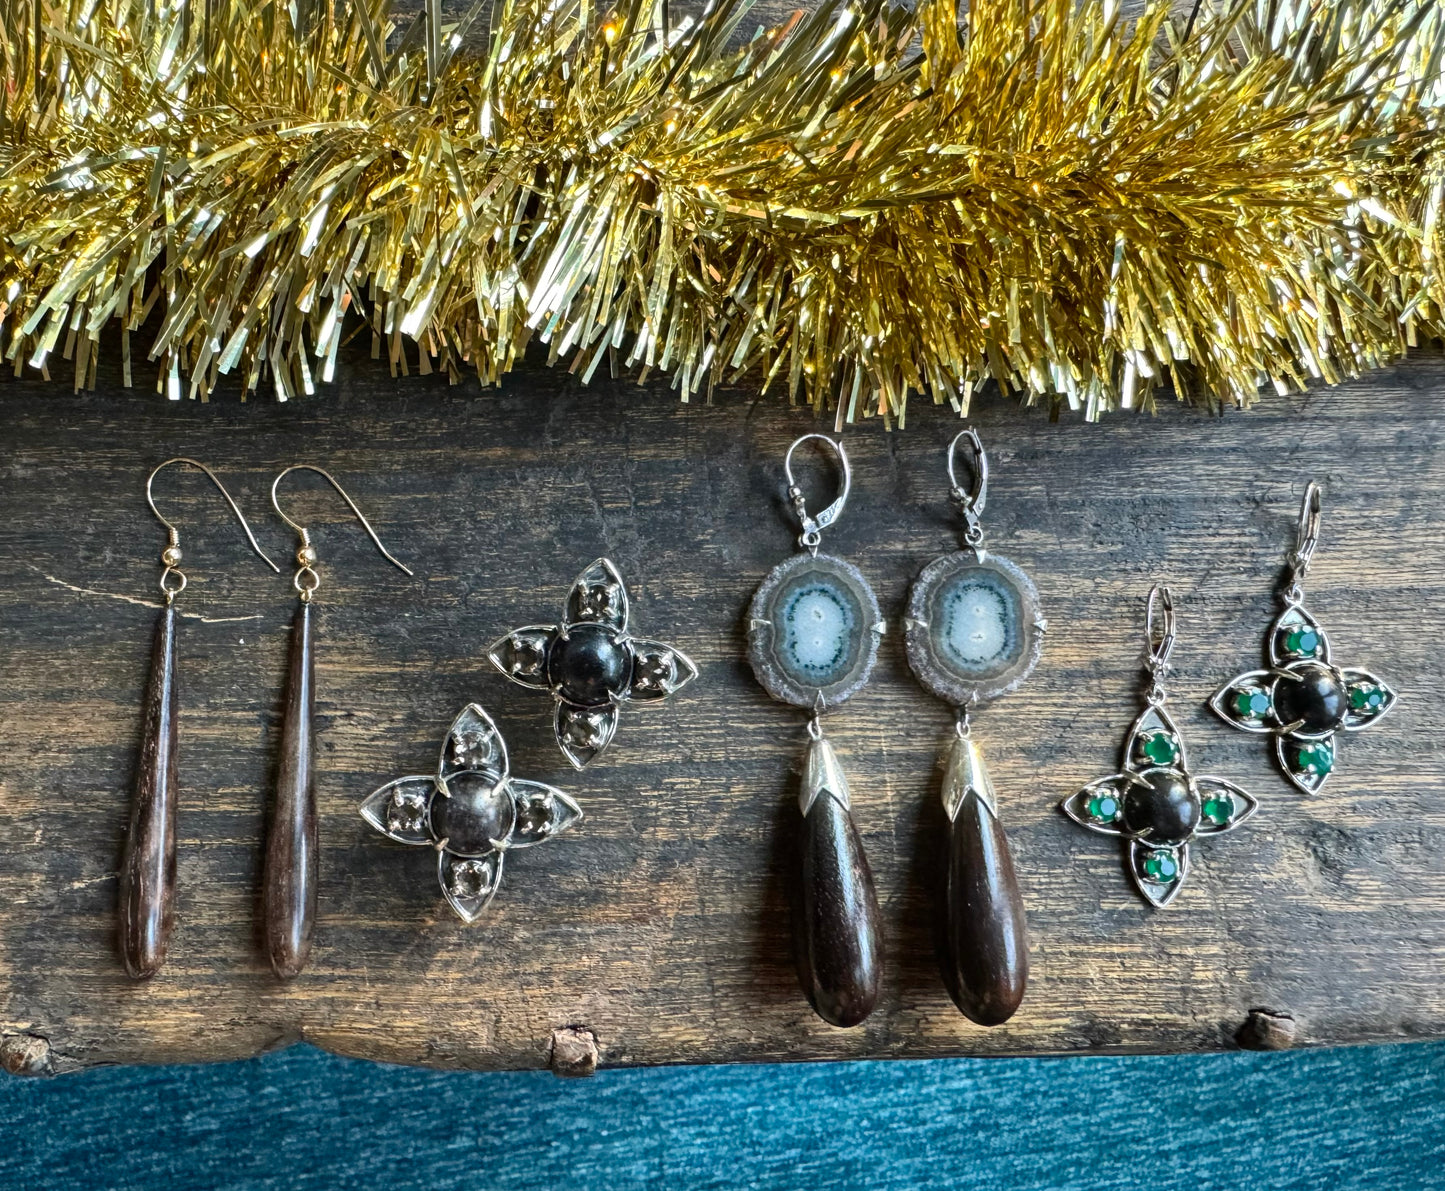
left=271, top=465, right=414, bottom=602
left=145, top=458, right=281, bottom=602
left=1144, top=583, right=1176, bottom=703
left=946, top=429, right=988, bottom=551
left=783, top=434, right=851, bottom=555
left=1287, top=481, right=1322, bottom=601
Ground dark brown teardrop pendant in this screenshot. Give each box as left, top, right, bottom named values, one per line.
left=263, top=600, right=318, bottom=979
left=794, top=737, right=882, bottom=1028
left=118, top=604, right=180, bottom=980
left=941, top=738, right=1028, bottom=1026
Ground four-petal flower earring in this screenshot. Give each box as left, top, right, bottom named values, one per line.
left=361, top=705, right=583, bottom=922
left=120, top=459, right=280, bottom=979
left=1061, top=586, right=1259, bottom=908
left=487, top=558, right=698, bottom=769
left=904, top=430, right=1044, bottom=1026
left=265, top=466, right=415, bottom=978
left=1210, top=482, right=1399, bottom=793
left=746, top=435, right=885, bottom=1028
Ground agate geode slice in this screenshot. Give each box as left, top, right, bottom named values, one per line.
left=904, top=552, right=1044, bottom=707
left=747, top=553, right=883, bottom=709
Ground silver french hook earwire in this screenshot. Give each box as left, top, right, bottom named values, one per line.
left=146, top=458, right=282, bottom=604
left=783, top=434, right=851, bottom=557
left=1286, top=481, right=1322, bottom=605
left=946, top=428, right=988, bottom=555
left=270, top=465, right=414, bottom=603
left=1144, top=583, right=1177, bottom=705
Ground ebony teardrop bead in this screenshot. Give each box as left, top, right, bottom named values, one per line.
left=118, top=604, right=180, bottom=980
left=263, top=601, right=318, bottom=979
left=796, top=789, right=882, bottom=1028
left=944, top=788, right=1028, bottom=1027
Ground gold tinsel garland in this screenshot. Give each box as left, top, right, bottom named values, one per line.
left=0, top=0, right=1442, bottom=420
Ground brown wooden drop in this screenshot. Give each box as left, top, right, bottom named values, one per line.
left=118, top=604, right=180, bottom=980
left=942, top=789, right=1028, bottom=1026
left=795, top=792, right=883, bottom=1028
left=262, top=600, right=318, bottom=979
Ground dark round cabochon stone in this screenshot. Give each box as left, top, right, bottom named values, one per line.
left=547, top=623, right=632, bottom=706
left=429, top=772, right=516, bottom=857
left=1122, top=769, right=1200, bottom=845
left=1274, top=662, right=1348, bottom=735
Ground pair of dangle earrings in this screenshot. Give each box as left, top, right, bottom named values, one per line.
left=122, top=459, right=411, bottom=980
left=746, top=431, right=1043, bottom=1029
left=1062, top=483, right=1399, bottom=907
left=359, top=558, right=696, bottom=923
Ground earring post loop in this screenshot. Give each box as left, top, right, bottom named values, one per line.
left=144, top=458, right=282, bottom=583
left=1145, top=583, right=1177, bottom=679
left=1290, top=481, right=1322, bottom=590
left=270, top=465, right=415, bottom=578
left=783, top=434, right=851, bottom=553
left=946, top=428, right=988, bottom=549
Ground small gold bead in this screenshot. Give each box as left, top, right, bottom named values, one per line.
left=297, top=546, right=317, bottom=566
left=161, top=546, right=183, bottom=566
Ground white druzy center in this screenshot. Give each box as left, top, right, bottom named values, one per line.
left=779, top=583, right=855, bottom=682
left=938, top=578, right=1015, bottom=672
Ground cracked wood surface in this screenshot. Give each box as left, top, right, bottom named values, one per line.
left=1, top=353, right=1443, bottom=1073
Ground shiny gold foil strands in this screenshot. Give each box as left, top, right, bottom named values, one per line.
left=0, top=0, right=1442, bottom=419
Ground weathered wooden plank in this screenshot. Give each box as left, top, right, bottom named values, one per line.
left=1, top=349, right=1443, bottom=1074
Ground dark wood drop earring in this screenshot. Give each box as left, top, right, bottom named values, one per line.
left=120, top=458, right=280, bottom=979
left=266, top=466, right=414, bottom=979
left=903, top=431, right=1044, bottom=1026
left=747, top=435, right=885, bottom=1028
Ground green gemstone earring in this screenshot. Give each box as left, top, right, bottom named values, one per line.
left=1061, top=586, right=1259, bottom=908
left=1210, top=482, right=1399, bottom=794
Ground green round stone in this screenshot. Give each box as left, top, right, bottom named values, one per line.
left=1233, top=689, right=1271, bottom=719
left=1349, top=685, right=1385, bottom=713
left=1140, top=731, right=1179, bottom=765
left=1296, top=742, right=1334, bottom=775
left=1202, top=795, right=1235, bottom=826
left=1283, top=627, right=1321, bottom=657
left=1087, top=793, right=1120, bottom=823
left=1143, top=851, right=1180, bottom=883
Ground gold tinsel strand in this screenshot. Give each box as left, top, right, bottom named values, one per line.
left=0, top=0, right=1442, bottom=420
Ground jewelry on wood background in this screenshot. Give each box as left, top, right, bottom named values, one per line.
left=488, top=558, right=697, bottom=769
left=120, top=458, right=279, bottom=979
left=266, top=466, right=414, bottom=978
left=1210, top=482, right=1399, bottom=793
left=1061, top=586, right=1259, bottom=908
left=903, top=430, right=1043, bottom=1026
left=746, top=435, right=884, bottom=1029
left=361, top=704, right=583, bottom=922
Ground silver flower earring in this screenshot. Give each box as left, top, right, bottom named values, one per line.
left=361, top=704, right=583, bottom=922
left=487, top=559, right=698, bottom=769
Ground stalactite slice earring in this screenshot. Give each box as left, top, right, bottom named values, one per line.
left=903, top=429, right=1044, bottom=1026
left=120, top=459, right=280, bottom=979
left=746, top=434, right=884, bottom=1028
left=1061, top=586, right=1259, bottom=908
left=1210, top=482, right=1399, bottom=793
left=266, top=466, right=414, bottom=979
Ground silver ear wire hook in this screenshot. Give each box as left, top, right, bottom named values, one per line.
left=270, top=465, right=414, bottom=601
left=145, top=458, right=281, bottom=602
left=1287, top=481, right=1322, bottom=602
left=1144, top=583, right=1176, bottom=704
left=783, top=434, right=851, bottom=555
left=946, top=428, right=988, bottom=552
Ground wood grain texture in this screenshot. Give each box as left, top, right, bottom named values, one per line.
left=1, top=345, right=1444, bottom=1074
